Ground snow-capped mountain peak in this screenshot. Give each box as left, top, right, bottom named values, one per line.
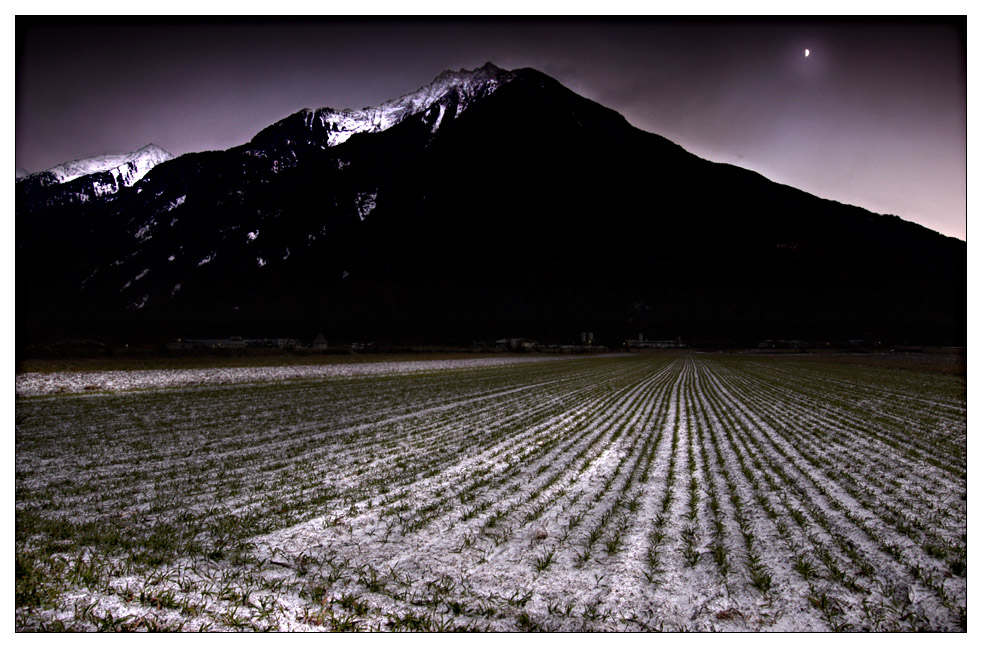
left=30, top=144, right=173, bottom=186
left=258, top=62, right=517, bottom=148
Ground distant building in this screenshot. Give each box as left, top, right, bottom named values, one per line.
left=312, top=333, right=328, bottom=350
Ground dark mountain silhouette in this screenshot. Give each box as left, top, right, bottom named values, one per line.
left=17, top=63, right=965, bottom=347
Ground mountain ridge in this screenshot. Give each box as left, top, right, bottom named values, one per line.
left=22, top=143, right=172, bottom=185
left=247, top=61, right=517, bottom=151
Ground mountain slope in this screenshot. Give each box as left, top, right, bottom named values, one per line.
left=16, top=64, right=965, bottom=346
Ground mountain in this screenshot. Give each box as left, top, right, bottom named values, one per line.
left=16, top=63, right=965, bottom=347
left=18, top=144, right=172, bottom=207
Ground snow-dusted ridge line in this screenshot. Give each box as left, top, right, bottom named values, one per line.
left=27, top=144, right=173, bottom=186
left=22, top=63, right=508, bottom=186
left=291, top=62, right=516, bottom=147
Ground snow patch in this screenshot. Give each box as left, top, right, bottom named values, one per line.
left=197, top=254, right=215, bottom=267
left=355, top=190, right=378, bottom=221
left=271, top=154, right=297, bottom=174
left=134, top=220, right=156, bottom=241
left=428, top=102, right=448, bottom=132
left=120, top=268, right=149, bottom=292
left=163, top=195, right=186, bottom=212
left=80, top=267, right=98, bottom=290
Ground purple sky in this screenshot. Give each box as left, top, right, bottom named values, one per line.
left=15, top=17, right=966, bottom=239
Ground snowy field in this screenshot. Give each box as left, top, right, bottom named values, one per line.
left=15, top=355, right=567, bottom=397
left=15, top=355, right=966, bottom=631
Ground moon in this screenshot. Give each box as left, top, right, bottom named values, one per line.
left=804, top=48, right=810, bottom=57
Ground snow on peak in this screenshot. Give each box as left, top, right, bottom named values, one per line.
left=303, top=62, right=516, bottom=147
left=31, top=144, right=173, bottom=186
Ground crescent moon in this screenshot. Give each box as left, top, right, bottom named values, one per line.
left=805, top=49, right=810, bottom=57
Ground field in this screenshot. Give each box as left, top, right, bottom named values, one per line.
left=15, top=354, right=966, bottom=631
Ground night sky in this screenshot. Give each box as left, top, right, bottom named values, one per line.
left=15, top=17, right=966, bottom=239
